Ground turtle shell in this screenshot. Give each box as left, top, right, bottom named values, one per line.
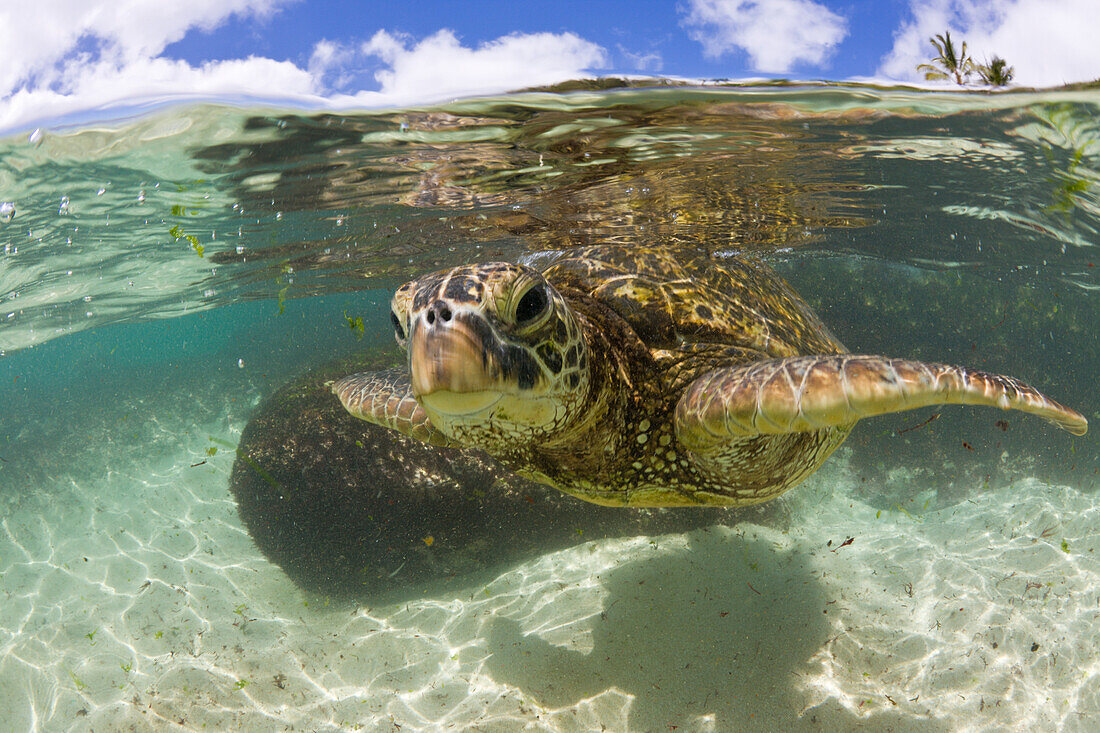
left=539, top=244, right=846, bottom=361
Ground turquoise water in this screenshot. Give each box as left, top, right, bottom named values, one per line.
left=1, top=84, right=1099, bottom=730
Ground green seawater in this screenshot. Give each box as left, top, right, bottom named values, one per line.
left=1, top=84, right=1099, bottom=731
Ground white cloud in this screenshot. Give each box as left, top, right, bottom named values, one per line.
left=619, top=45, right=664, bottom=73
left=0, top=0, right=314, bottom=132
left=879, top=0, right=1100, bottom=86
left=680, top=0, right=848, bottom=73
left=308, top=39, right=360, bottom=90
left=359, top=29, right=607, bottom=102
left=0, top=0, right=286, bottom=96
left=0, top=3, right=608, bottom=134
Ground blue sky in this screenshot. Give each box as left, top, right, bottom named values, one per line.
left=161, top=0, right=908, bottom=82
left=1, top=0, right=1097, bottom=134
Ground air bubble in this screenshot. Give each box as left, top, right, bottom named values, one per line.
left=58, top=196, right=70, bottom=215
left=0, top=202, right=14, bottom=223
left=28, top=128, right=42, bottom=146
left=137, top=190, right=146, bottom=203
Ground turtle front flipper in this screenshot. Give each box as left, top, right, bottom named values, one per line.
left=676, top=355, right=1088, bottom=451
left=332, top=368, right=454, bottom=447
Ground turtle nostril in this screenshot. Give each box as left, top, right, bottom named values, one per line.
left=425, top=301, right=453, bottom=327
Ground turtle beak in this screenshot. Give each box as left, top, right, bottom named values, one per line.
left=409, top=303, right=502, bottom=415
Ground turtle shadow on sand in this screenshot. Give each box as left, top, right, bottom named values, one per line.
left=483, top=528, right=949, bottom=733
left=230, top=348, right=777, bottom=603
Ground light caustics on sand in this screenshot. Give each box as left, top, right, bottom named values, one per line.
left=2, top=402, right=1099, bottom=732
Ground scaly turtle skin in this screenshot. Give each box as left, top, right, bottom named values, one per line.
left=334, top=244, right=1087, bottom=507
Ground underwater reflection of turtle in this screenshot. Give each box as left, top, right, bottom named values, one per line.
left=334, top=243, right=1087, bottom=508
left=230, top=351, right=757, bottom=600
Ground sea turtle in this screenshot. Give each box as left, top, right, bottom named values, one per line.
left=333, top=244, right=1087, bottom=507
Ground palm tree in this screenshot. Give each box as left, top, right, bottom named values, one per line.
left=976, top=56, right=1014, bottom=87
left=916, top=32, right=974, bottom=86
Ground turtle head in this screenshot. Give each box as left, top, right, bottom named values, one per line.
left=390, top=262, right=590, bottom=448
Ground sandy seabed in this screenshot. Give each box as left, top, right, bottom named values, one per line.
left=2, top=403, right=1099, bottom=732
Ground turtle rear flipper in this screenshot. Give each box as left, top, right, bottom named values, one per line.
left=675, top=355, right=1088, bottom=451
left=332, top=368, right=454, bottom=447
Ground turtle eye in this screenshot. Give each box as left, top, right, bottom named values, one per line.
left=390, top=310, right=407, bottom=345
left=515, top=285, right=549, bottom=326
